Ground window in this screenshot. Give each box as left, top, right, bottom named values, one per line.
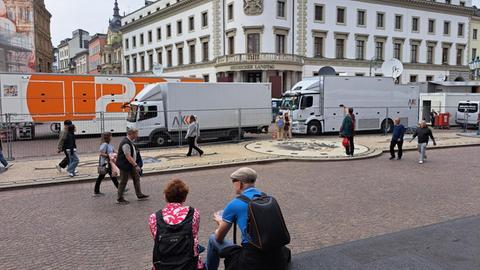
left=445, top=0, right=451, bottom=4
left=148, top=31, right=152, bottom=43
left=394, top=42, right=402, bottom=60
left=427, top=45, right=435, bottom=64
left=412, top=17, right=419, bottom=32
left=473, top=48, right=477, bottom=60
left=444, top=21, right=450, bottom=35
left=460, top=1, right=465, bottom=6
left=301, top=96, right=313, bottom=108
left=203, top=74, right=210, bottom=82
left=314, top=5, right=323, bottom=21
left=228, top=36, right=235, bottom=55
left=189, top=44, right=196, bottom=64
left=132, top=36, right=137, bottom=47
left=157, top=28, right=161, bottom=40
left=375, top=41, right=384, bottom=60
left=177, top=20, right=182, bottom=35
left=377, top=12, right=384, bottom=28
left=357, top=10, right=365, bottom=26
left=426, top=75, right=433, bottom=82
left=410, top=44, right=418, bottom=63
left=395, top=15, right=402, bottom=30
left=428, top=19, right=435, bottom=33
left=189, top=16, right=195, bottom=31
left=148, top=53, right=153, bottom=70
left=166, top=24, right=172, bottom=37
left=442, top=47, right=449, bottom=64
left=140, top=54, right=145, bottom=71
left=140, top=33, right=144, bottom=45
left=458, top=23, right=464, bottom=37
left=125, top=58, right=130, bottom=73
left=167, top=49, right=172, bottom=67
left=410, top=75, right=417, bottom=83
left=178, top=47, right=183, bottom=66
left=202, top=41, right=209, bottom=61
left=457, top=48, right=463, bottom=65
left=125, top=38, right=129, bottom=50
left=277, top=0, right=285, bottom=18
left=247, top=33, right=260, bottom=53
left=228, top=3, right=234, bottom=20
left=337, top=7, right=345, bottom=24
left=314, top=37, right=323, bottom=57
left=276, top=34, right=285, bottom=54
left=356, top=40, right=365, bottom=60
left=474, top=29, right=478, bottom=40
left=157, top=50, right=162, bottom=64
left=336, top=39, right=345, bottom=59
left=202, top=12, right=208, bottom=27
left=139, top=106, right=158, bottom=121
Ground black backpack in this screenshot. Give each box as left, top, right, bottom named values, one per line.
left=152, top=207, right=198, bottom=270
left=236, top=193, right=290, bottom=251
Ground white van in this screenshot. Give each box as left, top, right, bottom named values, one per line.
left=456, top=101, right=480, bottom=127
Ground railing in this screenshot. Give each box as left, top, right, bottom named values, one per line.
left=216, top=53, right=304, bottom=65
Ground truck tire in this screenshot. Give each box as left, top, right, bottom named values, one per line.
left=381, top=119, right=394, bottom=133
left=152, top=133, right=170, bottom=147
left=307, top=121, right=322, bottom=135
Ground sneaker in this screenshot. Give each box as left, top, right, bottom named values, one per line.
left=389, top=157, right=395, bottom=160
left=55, top=164, right=61, bottom=173
left=68, top=173, right=75, bottom=177
left=5, top=164, right=13, bottom=169
left=137, top=194, right=150, bottom=200
left=419, top=161, right=424, bottom=164
left=116, top=198, right=130, bottom=205
left=74, top=170, right=79, bottom=174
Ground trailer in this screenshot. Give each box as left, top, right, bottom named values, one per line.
left=281, top=76, right=419, bottom=135
left=0, top=73, right=202, bottom=139
left=127, top=82, right=272, bottom=146
left=419, top=93, right=480, bottom=126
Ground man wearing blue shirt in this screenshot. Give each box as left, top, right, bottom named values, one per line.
left=390, top=118, right=406, bottom=160
left=206, top=167, right=263, bottom=270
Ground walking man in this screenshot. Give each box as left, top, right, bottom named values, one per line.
left=116, top=128, right=149, bottom=204
left=340, top=107, right=356, bottom=157
left=56, top=120, right=72, bottom=172
left=409, top=121, right=437, bottom=164
left=390, top=118, right=406, bottom=160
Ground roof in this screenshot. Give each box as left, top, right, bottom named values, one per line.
left=430, top=81, right=480, bottom=87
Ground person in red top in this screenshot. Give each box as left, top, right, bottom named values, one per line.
left=149, top=179, right=204, bottom=269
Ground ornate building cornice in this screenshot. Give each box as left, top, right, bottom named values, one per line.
left=354, top=0, right=475, bottom=16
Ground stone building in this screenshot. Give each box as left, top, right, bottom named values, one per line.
left=101, top=0, right=123, bottom=74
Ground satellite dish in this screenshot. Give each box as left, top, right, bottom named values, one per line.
left=381, top=59, right=403, bottom=79
left=434, top=74, right=446, bottom=82
left=318, top=66, right=336, bottom=76
left=152, top=63, right=163, bottom=76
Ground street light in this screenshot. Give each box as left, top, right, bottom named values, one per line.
left=468, top=57, right=480, bottom=80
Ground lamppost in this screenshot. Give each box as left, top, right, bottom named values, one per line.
left=468, top=57, right=480, bottom=80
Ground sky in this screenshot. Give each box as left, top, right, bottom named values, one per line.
left=45, top=0, right=144, bottom=46
left=46, top=0, right=480, bottom=47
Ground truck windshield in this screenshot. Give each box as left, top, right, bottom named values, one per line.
left=127, top=105, right=138, bottom=122
left=458, top=103, right=478, bottom=113
left=280, top=96, right=299, bottom=110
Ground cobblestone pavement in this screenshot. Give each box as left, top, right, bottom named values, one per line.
left=1, top=147, right=480, bottom=269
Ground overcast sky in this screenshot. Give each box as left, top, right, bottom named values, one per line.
left=46, top=0, right=480, bottom=47
left=45, top=0, right=144, bottom=46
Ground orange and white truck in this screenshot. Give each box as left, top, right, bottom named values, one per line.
left=0, top=73, right=202, bottom=139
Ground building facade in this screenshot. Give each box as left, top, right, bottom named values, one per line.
left=52, top=47, right=58, bottom=72
left=73, top=50, right=89, bottom=74
left=88, top=33, right=107, bottom=74
left=56, top=29, right=90, bottom=73
left=121, top=0, right=475, bottom=96
left=0, top=0, right=53, bottom=73
left=57, top=38, right=70, bottom=72
left=101, top=0, right=123, bottom=74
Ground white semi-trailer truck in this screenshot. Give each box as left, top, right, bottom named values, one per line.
left=127, top=82, right=272, bottom=146
left=281, top=76, right=419, bottom=135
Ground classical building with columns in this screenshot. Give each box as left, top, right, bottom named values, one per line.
left=121, top=0, right=475, bottom=97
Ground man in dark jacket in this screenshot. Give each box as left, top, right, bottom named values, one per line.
left=116, top=128, right=149, bottom=204
left=390, top=118, right=405, bottom=160
left=409, top=121, right=437, bottom=164
left=340, top=107, right=355, bottom=157
left=56, top=120, right=72, bottom=172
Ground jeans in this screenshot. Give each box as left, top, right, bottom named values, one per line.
left=66, top=150, right=79, bottom=174
left=345, top=136, right=355, bottom=156
left=205, top=234, right=235, bottom=270
left=390, top=140, right=403, bottom=159
left=418, top=143, right=427, bottom=162
left=0, top=150, right=8, bottom=167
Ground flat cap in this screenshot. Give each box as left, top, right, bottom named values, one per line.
left=230, top=167, right=257, bottom=183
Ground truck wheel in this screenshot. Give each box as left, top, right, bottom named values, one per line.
left=381, top=119, right=394, bottom=133
left=307, top=121, right=321, bottom=135
left=152, top=133, right=169, bottom=147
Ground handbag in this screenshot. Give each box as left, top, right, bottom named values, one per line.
left=97, top=164, right=107, bottom=175
left=342, top=137, right=350, bottom=147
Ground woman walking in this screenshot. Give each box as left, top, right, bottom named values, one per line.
left=185, top=115, right=204, bottom=157
left=340, top=107, right=356, bottom=157
left=284, top=111, right=292, bottom=140
left=94, top=132, right=120, bottom=196
left=64, top=125, right=79, bottom=177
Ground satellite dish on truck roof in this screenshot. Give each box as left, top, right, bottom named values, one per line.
left=152, top=63, right=164, bottom=76
left=381, top=59, right=403, bottom=79
left=318, top=66, right=337, bottom=76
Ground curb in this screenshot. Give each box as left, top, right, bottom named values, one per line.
left=1, top=143, right=479, bottom=192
